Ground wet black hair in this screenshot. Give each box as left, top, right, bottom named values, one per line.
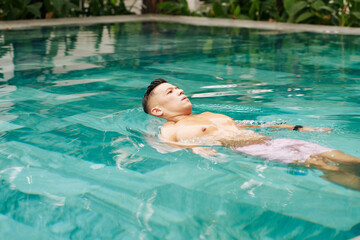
left=142, top=78, right=168, bottom=114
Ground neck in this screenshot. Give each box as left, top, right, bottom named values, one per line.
left=165, top=113, right=192, bottom=123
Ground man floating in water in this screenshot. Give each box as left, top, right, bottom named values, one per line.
left=142, top=78, right=360, bottom=190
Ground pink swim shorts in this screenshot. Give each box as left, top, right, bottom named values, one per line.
left=235, top=138, right=333, bottom=163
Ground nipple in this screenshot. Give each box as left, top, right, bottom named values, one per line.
left=202, top=127, right=207, bottom=132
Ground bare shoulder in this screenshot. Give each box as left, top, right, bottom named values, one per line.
left=160, top=122, right=178, bottom=142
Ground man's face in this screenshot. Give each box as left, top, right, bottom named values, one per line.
left=148, top=83, right=192, bottom=117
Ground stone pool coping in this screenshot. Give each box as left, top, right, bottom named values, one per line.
left=1, top=14, right=360, bottom=35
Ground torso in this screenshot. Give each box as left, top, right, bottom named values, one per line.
left=160, top=112, right=268, bottom=147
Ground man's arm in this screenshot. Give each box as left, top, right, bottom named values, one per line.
left=237, top=123, right=331, bottom=132
left=159, top=136, right=218, bottom=156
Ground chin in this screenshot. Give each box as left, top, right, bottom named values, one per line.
left=185, top=105, right=192, bottom=114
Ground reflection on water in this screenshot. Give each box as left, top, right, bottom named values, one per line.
left=1, top=23, right=359, bottom=91
left=0, top=22, right=360, bottom=239
left=53, top=78, right=110, bottom=86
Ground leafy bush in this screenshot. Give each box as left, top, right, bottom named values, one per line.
left=204, top=0, right=360, bottom=27
left=0, top=0, right=359, bottom=27
left=204, top=0, right=285, bottom=21
left=86, top=0, right=131, bottom=16
left=157, top=0, right=191, bottom=15
left=0, top=0, right=132, bottom=20
left=43, top=0, right=80, bottom=18
left=0, top=0, right=43, bottom=20
left=283, top=0, right=360, bottom=26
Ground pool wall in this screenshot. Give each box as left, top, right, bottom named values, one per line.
left=1, top=14, right=360, bottom=35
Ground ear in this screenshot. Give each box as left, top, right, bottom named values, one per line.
left=150, top=106, right=163, bottom=117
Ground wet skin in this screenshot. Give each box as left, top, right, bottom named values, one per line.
left=146, top=82, right=360, bottom=190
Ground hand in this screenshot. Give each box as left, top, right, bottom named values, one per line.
left=191, top=147, right=218, bottom=156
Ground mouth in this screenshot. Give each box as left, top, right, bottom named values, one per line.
left=181, top=96, right=188, bottom=101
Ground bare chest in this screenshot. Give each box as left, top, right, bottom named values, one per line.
left=174, top=115, right=238, bottom=142
left=175, top=120, right=218, bottom=141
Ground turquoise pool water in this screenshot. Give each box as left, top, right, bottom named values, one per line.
left=0, top=22, right=359, bottom=239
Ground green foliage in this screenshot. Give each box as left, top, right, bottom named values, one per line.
left=43, top=0, right=80, bottom=18
left=0, top=0, right=43, bottom=20
left=0, top=0, right=132, bottom=20
left=205, top=0, right=285, bottom=21
left=157, top=0, right=190, bottom=15
left=282, top=0, right=360, bottom=26
left=0, top=0, right=359, bottom=27
left=204, top=0, right=360, bottom=27
left=87, top=0, right=131, bottom=16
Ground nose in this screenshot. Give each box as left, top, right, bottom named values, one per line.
left=177, top=88, right=184, bottom=95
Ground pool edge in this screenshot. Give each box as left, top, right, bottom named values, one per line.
left=1, top=14, right=360, bottom=35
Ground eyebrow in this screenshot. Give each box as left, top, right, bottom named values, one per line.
left=165, top=86, right=177, bottom=92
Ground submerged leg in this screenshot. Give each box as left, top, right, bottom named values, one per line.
left=305, top=155, right=340, bottom=171
left=305, top=153, right=360, bottom=191
left=321, top=170, right=360, bottom=191
left=317, top=150, right=360, bottom=164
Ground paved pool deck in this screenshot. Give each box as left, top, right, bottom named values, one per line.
left=0, top=14, right=359, bottom=35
